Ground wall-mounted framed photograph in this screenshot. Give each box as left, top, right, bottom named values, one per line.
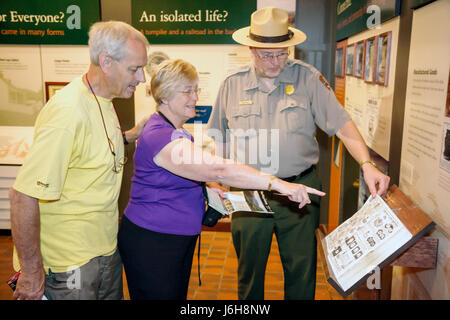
left=364, top=37, right=376, bottom=83
left=45, top=82, right=69, bottom=102
left=446, top=72, right=450, bottom=118
left=346, top=44, right=354, bottom=76
left=335, top=47, right=344, bottom=78
left=354, top=41, right=364, bottom=78
left=375, top=32, right=392, bottom=86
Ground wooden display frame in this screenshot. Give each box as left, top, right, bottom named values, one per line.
left=45, top=82, right=69, bottom=102
left=316, top=185, right=436, bottom=297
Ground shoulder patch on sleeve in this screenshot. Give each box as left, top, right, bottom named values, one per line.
left=318, top=74, right=331, bottom=91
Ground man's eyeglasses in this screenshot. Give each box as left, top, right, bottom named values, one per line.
left=178, top=88, right=201, bottom=96
left=256, top=50, right=289, bottom=62
left=107, top=137, right=128, bottom=174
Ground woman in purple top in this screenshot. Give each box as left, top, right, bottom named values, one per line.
left=118, top=59, right=325, bottom=300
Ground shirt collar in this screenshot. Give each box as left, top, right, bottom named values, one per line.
left=244, top=66, right=259, bottom=91
left=244, top=59, right=295, bottom=91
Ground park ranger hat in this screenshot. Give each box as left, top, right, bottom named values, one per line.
left=232, top=7, right=306, bottom=48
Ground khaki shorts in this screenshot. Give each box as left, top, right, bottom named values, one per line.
left=44, top=249, right=123, bottom=300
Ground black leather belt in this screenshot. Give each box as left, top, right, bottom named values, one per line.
left=280, top=165, right=315, bottom=182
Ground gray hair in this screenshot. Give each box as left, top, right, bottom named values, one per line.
left=151, top=59, right=198, bottom=106
left=88, top=20, right=149, bottom=65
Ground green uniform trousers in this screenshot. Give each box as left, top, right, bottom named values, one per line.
left=231, top=168, right=321, bottom=300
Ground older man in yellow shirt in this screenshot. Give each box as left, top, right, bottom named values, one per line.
left=9, top=21, right=149, bottom=300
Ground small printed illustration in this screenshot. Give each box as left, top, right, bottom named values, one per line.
left=439, top=122, right=450, bottom=172
left=335, top=47, right=344, bottom=78
left=354, top=41, right=364, bottom=78
left=346, top=44, right=354, bottom=76
left=364, top=37, right=376, bottom=83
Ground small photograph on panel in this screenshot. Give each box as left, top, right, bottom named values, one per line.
left=375, top=32, right=391, bottom=86
left=335, top=47, right=344, bottom=78
left=440, top=122, right=450, bottom=173
left=354, top=41, right=364, bottom=78
left=446, top=71, right=450, bottom=117
left=346, top=44, right=354, bottom=76
left=364, top=37, right=376, bottom=83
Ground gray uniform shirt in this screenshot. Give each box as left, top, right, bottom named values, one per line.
left=207, top=59, right=351, bottom=178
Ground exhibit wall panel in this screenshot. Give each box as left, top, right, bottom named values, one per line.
left=399, top=0, right=450, bottom=238
left=394, top=0, right=450, bottom=300
left=344, top=17, right=401, bottom=162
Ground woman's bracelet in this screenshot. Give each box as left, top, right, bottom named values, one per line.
left=267, top=175, right=276, bottom=192
left=360, top=159, right=376, bottom=168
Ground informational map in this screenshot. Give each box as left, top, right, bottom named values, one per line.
left=324, top=195, right=412, bottom=291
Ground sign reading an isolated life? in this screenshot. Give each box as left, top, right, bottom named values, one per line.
left=132, top=0, right=256, bottom=44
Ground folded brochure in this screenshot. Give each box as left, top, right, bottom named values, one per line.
left=206, top=187, right=273, bottom=215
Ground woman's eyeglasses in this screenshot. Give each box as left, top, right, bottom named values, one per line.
left=178, top=88, right=201, bottom=96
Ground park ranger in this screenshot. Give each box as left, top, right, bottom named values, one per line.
left=207, top=6, right=390, bottom=300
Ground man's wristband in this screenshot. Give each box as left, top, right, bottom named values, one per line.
left=360, top=159, right=376, bottom=168
left=122, top=132, right=129, bottom=145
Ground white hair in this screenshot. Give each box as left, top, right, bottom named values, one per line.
left=88, top=20, right=149, bottom=65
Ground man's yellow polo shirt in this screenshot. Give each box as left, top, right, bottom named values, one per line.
left=13, top=76, right=124, bottom=273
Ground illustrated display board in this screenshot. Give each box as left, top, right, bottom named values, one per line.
left=399, top=0, right=450, bottom=236
left=0, top=45, right=89, bottom=164
left=0, top=45, right=42, bottom=164
left=0, top=0, right=100, bottom=45
left=343, top=17, right=400, bottom=161
left=317, top=185, right=435, bottom=297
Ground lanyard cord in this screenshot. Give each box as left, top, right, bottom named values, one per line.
left=85, top=74, right=128, bottom=173
left=157, top=111, right=176, bottom=129
left=85, top=74, right=115, bottom=156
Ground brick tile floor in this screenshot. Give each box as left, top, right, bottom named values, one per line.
left=0, top=230, right=346, bottom=300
